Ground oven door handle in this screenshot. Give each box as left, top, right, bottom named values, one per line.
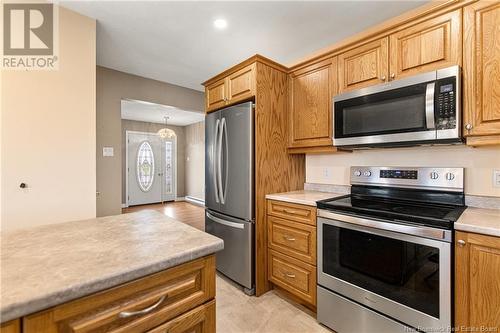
left=317, top=209, right=452, bottom=242
left=425, top=82, right=436, bottom=129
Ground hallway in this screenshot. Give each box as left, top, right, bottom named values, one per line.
left=123, top=201, right=205, bottom=230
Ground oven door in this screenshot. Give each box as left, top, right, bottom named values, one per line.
left=317, top=215, right=451, bottom=330
left=333, top=71, right=437, bottom=147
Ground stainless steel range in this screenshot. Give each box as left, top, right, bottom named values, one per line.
left=316, top=166, right=466, bottom=333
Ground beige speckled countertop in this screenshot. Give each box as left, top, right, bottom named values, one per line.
left=266, top=190, right=344, bottom=206
left=0, top=210, right=223, bottom=323
left=454, top=207, right=500, bottom=237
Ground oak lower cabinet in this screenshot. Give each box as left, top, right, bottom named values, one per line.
left=455, top=231, right=500, bottom=330
left=0, top=320, right=20, bottom=333
left=462, top=1, right=500, bottom=146
left=7, top=256, right=216, bottom=333
left=389, top=9, right=461, bottom=81
left=267, top=200, right=317, bottom=307
left=288, top=58, right=338, bottom=153
left=204, top=63, right=256, bottom=113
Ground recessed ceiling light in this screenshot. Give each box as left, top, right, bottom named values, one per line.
left=213, top=19, right=227, bottom=30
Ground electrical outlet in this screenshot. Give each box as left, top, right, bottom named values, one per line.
left=494, top=170, right=500, bottom=188
left=323, top=168, right=330, bottom=178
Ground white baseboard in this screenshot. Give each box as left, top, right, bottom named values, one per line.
left=175, top=196, right=186, bottom=202
left=121, top=203, right=128, bottom=208
left=185, top=196, right=205, bottom=206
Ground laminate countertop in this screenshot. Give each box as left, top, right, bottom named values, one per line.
left=266, top=190, right=343, bottom=206
left=0, top=210, right=224, bottom=323
left=454, top=207, right=500, bottom=237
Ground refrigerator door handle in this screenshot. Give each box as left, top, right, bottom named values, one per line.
left=213, top=118, right=220, bottom=203
left=222, top=117, right=229, bottom=203
left=206, top=211, right=244, bottom=229
left=218, top=118, right=225, bottom=204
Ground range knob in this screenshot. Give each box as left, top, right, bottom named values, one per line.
left=446, top=172, right=455, bottom=181
left=363, top=171, right=372, bottom=177
left=430, top=172, right=439, bottom=180
left=354, top=170, right=362, bottom=177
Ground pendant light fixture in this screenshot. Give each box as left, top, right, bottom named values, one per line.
left=157, top=116, right=176, bottom=139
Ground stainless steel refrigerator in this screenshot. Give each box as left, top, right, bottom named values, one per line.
left=205, top=101, right=254, bottom=294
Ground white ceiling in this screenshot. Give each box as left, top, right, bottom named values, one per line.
left=61, top=1, right=428, bottom=91
left=121, top=99, right=205, bottom=126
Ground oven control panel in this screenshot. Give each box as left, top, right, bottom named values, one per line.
left=350, top=166, right=464, bottom=191
left=380, top=169, right=418, bottom=179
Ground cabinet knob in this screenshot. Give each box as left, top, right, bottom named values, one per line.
left=390, top=73, right=395, bottom=79
left=465, top=123, right=473, bottom=131
left=19, top=182, right=27, bottom=189
left=457, top=239, right=466, bottom=247
left=380, top=75, right=386, bottom=81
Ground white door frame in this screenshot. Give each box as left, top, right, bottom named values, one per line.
left=125, top=130, right=178, bottom=207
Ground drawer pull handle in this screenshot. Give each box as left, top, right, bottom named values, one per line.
left=283, top=209, right=297, bottom=214
left=283, top=235, right=296, bottom=241
left=284, top=272, right=296, bottom=278
left=118, top=295, right=166, bottom=318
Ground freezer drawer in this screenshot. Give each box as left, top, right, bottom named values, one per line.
left=205, top=209, right=254, bottom=290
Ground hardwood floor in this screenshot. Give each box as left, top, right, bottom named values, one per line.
left=122, top=201, right=205, bottom=231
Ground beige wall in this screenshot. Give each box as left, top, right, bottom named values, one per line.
left=97, top=67, right=204, bottom=217
left=306, top=145, right=500, bottom=197
left=185, top=121, right=205, bottom=200
left=1, top=7, right=96, bottom=231
left=121, top=120, right=186, bottom=203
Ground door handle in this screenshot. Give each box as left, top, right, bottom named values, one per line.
left=425, top=82, right=435, bottom=129
left=221, top=117, right=228, bottom=204
left=213, top=119, right=220, bottom=203
left=217, top=119, right=224, bottom=204
left=206, top=212, right=244, bottom=229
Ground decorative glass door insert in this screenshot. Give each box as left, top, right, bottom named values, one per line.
left=136, top=141, right=155, bottom=192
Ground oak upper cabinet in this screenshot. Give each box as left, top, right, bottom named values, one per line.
left=205, top=78, right=227, bottom=112
left=462, top=1, right=500, bottom=146
left=389, top=9, right=461, bottom=80
left=455, top=231, right=500, bottom=330
left=288, top=58, right=336, bottom=151
left=338, top=38, right=389, bottom=92
left=205, top=63, right=256, bottom=113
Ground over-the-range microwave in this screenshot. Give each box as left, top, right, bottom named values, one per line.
left=333, top=66, right=462, bottom=149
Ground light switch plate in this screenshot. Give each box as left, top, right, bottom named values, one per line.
left=494, top=169, right=500, bottom=188
left=103, top=147, right=114, bottom=157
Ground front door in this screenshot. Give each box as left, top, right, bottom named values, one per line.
left=127, top=132, right=176, bottom=206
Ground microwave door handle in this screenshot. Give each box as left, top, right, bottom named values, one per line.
left=425, top=82, right=436, bottom=129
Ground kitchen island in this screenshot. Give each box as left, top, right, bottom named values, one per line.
left=0, top=210, right=223, bottom=332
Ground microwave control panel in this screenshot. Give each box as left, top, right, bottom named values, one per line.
left=435, top=78, right=457, bottom=130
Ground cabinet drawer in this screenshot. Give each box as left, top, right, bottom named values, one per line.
left=24, top=256, right=215, bottom=333
left=268, top=249, right=316, bottom=306
left=268, top=216, right=316, bottom=265
left=267, top=200, right=316, bottom=225
left=147, top=300, right=215, bottom=333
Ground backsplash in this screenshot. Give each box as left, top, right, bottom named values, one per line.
left=306, top=145, right=500, bottom=197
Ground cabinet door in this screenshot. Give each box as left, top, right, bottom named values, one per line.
left=463, top=2, right=500, bottom=144
left=455, top=231, right=500, bottom=330
left=289, top=58, right=336, bottom=148
left=227, top=63, right=255, bottom=105
left=389, top=9, right=461, bottom=80
left=205, top=78, right=226, bottom=113
left=0, top=320, right=20, bottom=333
left=338, top=38, right=389, bottom=92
